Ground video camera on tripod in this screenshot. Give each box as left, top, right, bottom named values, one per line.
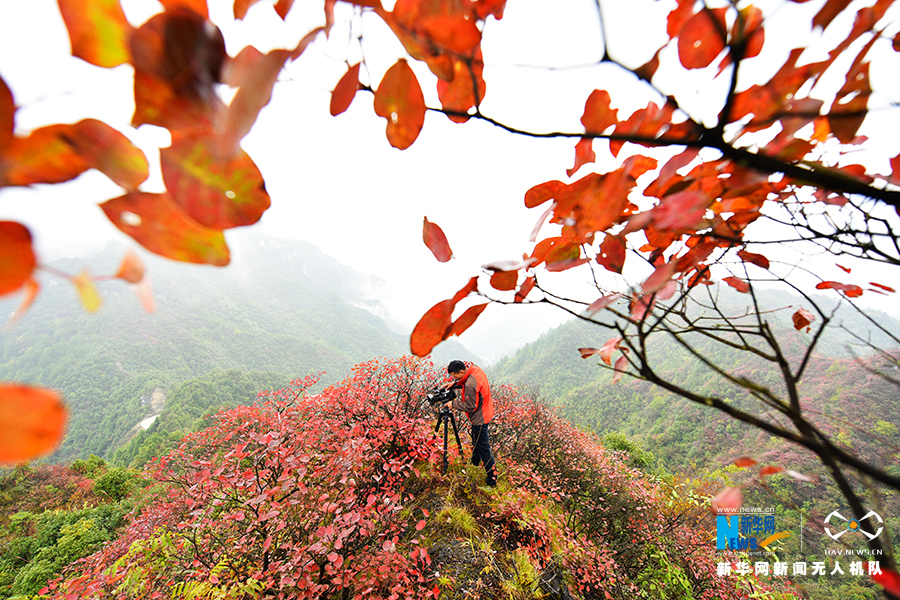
left=425, top=387, right=464, bottom=473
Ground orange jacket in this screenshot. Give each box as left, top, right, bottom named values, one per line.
left=452, top=365, right=493, bottom=425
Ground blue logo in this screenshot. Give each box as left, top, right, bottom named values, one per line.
left=716, top=514, right=790, bottom=551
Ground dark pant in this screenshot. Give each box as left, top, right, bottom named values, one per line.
left=470, top=423, right=496, bottom=485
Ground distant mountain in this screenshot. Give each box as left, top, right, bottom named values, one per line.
left=0, top=232, right=479, bottom=462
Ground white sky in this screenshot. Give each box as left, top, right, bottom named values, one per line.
left=2, top=0, right=900, bottom=363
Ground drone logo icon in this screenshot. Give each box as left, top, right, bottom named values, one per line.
left=824, top=510, right=884, bottom=541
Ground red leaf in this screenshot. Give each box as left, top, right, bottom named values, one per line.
left=581, top=90, right=618, bottom=134
left=448, top=303, right=487, bottom=337
left=813, top=0, right=853, bottom=30
left=759, top=465, right=784, bottom=477
left=566, top=138, right=595, bottom=178
left=578, top=348, right=599, bottom=359
left=597, top=235, right=626, bottom=274
left=816, top=281, right=863, bottom=297
left=374, top=59, right=426, bottom=150
left=586, top=293, right=621, bottom=315
left=792, top=308, right=815, bottom=332
left=641, top=261, right=676, bottom=295
left=5, top=277, right=40, bottom=329
left=711, top=487, right=743, bottom=513
left=437, top=49, right=485, bottom=123
left=678, top=8, right=728, bottom=70
left=0, top=75, right=12, bottom=156
left=423, top=217, right=453, bottom=263
left=836, top=263, right=851, bottom=273
left=101, top=192, right=230, bottom=266
left=723, top=276, right=750, bottom=293
left=0, top=384, right=67, bottom=464
left=410, top=279, right=478, bottom=356
left=0, top=222, right=36, bottom=297
left=115, top=249, right=145, bottom=284
left=161, top=134, right=271, bottom=229
left=870, top=282, right=896, bottom=293
left=331, top=63, right=361, bottom=116
left=514, top=277, right=535, bottom=303
left=524, top=180, right=564, bottom=209
left=870, top=566, right=900, bottom=597
left=737, top=250, right=770, bottom=270
left=734, top=456, right=757, bottom=468
left=599, top=336, right=622, bottom=366
left=489, top=271, right=517, bottom=291
left=611, top=355, right=628, bottom=383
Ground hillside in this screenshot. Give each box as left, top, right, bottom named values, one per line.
left=1, top=357, right=796, bottom=600
left=0, top=233, right=478, bottom=462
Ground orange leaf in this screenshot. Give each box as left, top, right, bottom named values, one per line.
left=581, top=90, right=618, bottom=135
left=161, top=134, right=271, bottom=229
left=870, top=282, right=896, bottom=293
left=816, top=280, right=863, bottom=297
left=870, top=566, right=900, bottom=597
left=448, top=303, right=488, bottom=337
left=410, top=300, right=454, bottom=357
left=219, top=48, right=291, bottom=158
left=599, top=336, right=622, bottom=366
left=759, top=465, right=784, bottom=477
left=423, top=217, right=453, bottom=263
left=792, top=308, right=815, bottom=332
left=160, top=0, right=209, bottom=18
left=836, top=263, right=851, bottom=273
left=578, top=347, right=599, bottom=359
left=101, top=192, right=230, bottom=265
left=73, top=270, right=102, bottom=312
left=374, top=59, right=426, bottom=150
left=524, top=180, right=564, bottom=209
left=436, top=49, right=485, bottom=123
left=711, top=487, right=743, bottom=513
left=2, top=120, right=149, bottom=190
left=57, top=0, right=132, bottom=68
left=116, top=249, right=145, bottom=284
left=737, top=250, right=770, bottom=270
left=0, top=75, right=13, bottom=156
left=612, top=355, right=628, bottom=384
left=734, top=456, right=757, bottom=468
left=130, top=10, right=226, bottom=133
left=4, top=277, right=39, bottom=330
left=489, top=271, right=517, bottom=291
left=0, top=222, right=36, bottom=297
left=0, top=384, right=67, bottom=464
left=514, top=277, right=535, bottom=303
left=566, top=138, right=595, bottom=178
left=132, top=277, right=156, bottom=313
left=677, top=8, right=727, bottom=70
left=723, top=276, right=750, bottom=293
left=586, top=293, right=621, bottom=315
left=274, top=0, right=294, bottom=19
left=331, top=63, right=361, bottom=116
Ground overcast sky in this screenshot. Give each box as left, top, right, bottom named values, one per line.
left=2, top=0, right=900, bottom=363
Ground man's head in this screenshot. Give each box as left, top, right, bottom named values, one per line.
left=448, top=360, right=466, bottom=381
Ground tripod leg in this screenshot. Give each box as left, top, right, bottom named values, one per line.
left=442, top=415, right=449, bottom=474
left=449, top=413, right=464, bottom=465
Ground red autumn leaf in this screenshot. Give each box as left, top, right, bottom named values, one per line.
left=0, top=384, right=67, bottom=464
left=642, top=261, right=677, bottom=295
left=870, top=566, right=900, bottom=597
left=161, top=134, right=271, bottom=230
left=0, top=222, right=36, bottom=297
left=597, top=234, right=626, bottom=274
left=581, top=90, right=618, bottom=135
left=234, top=0, right=264, bottom=19
left=374, top=59, right=426, bottom=150
left=4, top=277, right=39, bottom=329
left=836, top=263, right=851, bottom=273
left=489, top=270, right=517, bottom=291
left=101, top=192, right=231, bottom=266
left=666, top=0, right=694, bottom=38
left=331, top=63, right=362, bottom=116
left=678, top=8, right=728, bottom=70
left=813, top=0, right=853, bottom=30
left=437, top=49, right=485, bottom=123
left=219, top=48, right=292, bottom=158
left=586, top=293, right=621, bottom=315
left=723, top=276, right=750, bottom=293
left=448, top=303, right=488, bottom=337
left=73, top=270, right=102, bottom=313
left=792, top=307, right=815, bottom=332
left=524, top=180, right=564, bottom=208
left=116, top=248, right=145, bottom=284
left=130, top=10, right=226, bottom=133
left=711, top=487, right=743, bottom=513
left=737, top=250, right=770, bottom=270
left=816, top=280, right=863, bottom=297
left=599, top=336, right=622, bottom=366
left=57, top=0, right=132, bottom=68
left=0, top=75, right=12, bottom=157
left=160, top=0, right=210, bottom=18
left=870, top=282, right=896, bottom=293
left=410, top=278, right=478, bottom=356
left=734, top=456, right=757, bottom=468
left=566, top=138, right=595, bottom=177
left=611, top=355, right=628, bottom=383
left=514, top=277, right=535, bottom=303
left=132, top=277, right=156, bottom=314
left=759, top=465, right=785, bottom=477
left=274, top=0, right=295, bottom=19
left=578, top=347, right=599, bottom=359
left=422, top=217, right=453, bottom=263
left=2, top=120, right=149, bottom=190
left=733, top=5, right=765, bottom=59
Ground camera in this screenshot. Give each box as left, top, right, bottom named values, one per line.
left=426, top=387, right=456, bottom=407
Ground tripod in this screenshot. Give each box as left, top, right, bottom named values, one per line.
left=435, top=407, right=464, bottom=474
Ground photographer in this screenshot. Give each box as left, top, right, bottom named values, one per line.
left=442, top=360, right=497, bottom=487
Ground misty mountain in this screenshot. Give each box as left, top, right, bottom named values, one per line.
left=0, top=232, right=479, bottom=461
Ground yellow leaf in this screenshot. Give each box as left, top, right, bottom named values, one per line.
left=73, top=270, right=102, bottom=312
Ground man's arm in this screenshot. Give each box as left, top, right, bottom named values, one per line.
left=450, top=378, right=476, bottom=414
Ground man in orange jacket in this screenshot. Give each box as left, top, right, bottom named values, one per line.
left=443, top=360, right=497, bottom=487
